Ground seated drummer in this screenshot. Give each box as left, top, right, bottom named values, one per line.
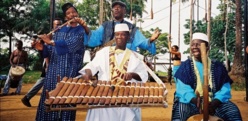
left=79, top=23, right=148, bottom=121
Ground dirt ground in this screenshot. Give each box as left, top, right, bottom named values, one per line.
left=0, top=83, right=247, bottom=121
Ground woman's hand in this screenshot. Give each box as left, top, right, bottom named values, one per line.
left=74, top=17, right=87, bottom=27
left=38, top=34, right=51, bottom=45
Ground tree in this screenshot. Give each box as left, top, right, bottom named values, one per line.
left=0, top=0, right=32, bottom=57
left=76, top=0, right=147, bottom=29
left=0, top=0, right=56, bottom=71
left=182, top=13, right=236, bottom=63
left=140, top=28, right=169, bottom=56
left=77, top=0, right=107, bottom=29
left=127, top=0, right=148, bottom=23
left=230, top=0, right=244, bottom=76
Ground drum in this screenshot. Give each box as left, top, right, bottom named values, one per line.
left=9, top=66, right=25, bottom=88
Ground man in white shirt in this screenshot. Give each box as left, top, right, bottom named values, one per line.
left=79, top=23, right=148, bottom=121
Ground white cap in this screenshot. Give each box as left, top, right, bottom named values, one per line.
left=114, top=23, right=129, bottom=32
left=192, top=32, right=208, bottom=42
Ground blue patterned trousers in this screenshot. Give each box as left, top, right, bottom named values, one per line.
left=171, top=98, right=242, bottom=121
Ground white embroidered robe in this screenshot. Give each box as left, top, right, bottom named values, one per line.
left=79, top=47, right=148, bottom=121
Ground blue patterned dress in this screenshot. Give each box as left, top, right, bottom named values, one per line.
left=35, top=25, right=87, bottom=121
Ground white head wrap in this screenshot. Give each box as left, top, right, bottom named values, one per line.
left=115, top=24, right=129, bottom=32
left=192, top=32, right=208, bottom=42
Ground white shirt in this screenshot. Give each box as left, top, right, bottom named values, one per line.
left=79, top=47, right=148, bottom=82
left=79, top=47, right=148, bottom=121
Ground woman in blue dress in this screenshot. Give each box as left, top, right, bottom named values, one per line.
left=35, top=3, right=88, bottom=121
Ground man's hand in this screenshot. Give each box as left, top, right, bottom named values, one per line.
left=150, top=29, right=161, bottom=42
left=123, top=73, right=133, bottom=81
left=82, top=69, right=93, bottom=82
left=82, top=74, right=97, bottom=87
left=82, top=74, right=91, bottom=82
left=209, top=99, right=222, bottom=115
left=11, top=64, right=16, bottom=68
left=190, top=97, right=198, bottom=107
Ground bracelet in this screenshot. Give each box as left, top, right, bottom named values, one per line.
left=50, top=40, right=55, bottom=46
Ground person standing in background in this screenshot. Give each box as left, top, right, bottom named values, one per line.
left=21, top=18, right=62, bottom=107
left=168, top=40, right=181, bottom=80
left=86, top=1, right=160, bottom=56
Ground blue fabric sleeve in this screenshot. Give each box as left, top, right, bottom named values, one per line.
left=87, top=25, right=104, bottom=47
left=133, top=30, right=156, bottom=55
left=54, top=40, right=68, bottom=55
left=42, top=45, right=49, bottom=58
left=214, top=82, right=231, bottom=103
left=84, top=33, right=88, bottom=46
left=175, top=79, right=196, bottom=103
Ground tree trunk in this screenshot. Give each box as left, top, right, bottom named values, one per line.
left=230, top=0, right=244, bottom=76
left=207, top=0, right=211, bottom=45
left=178, top=0, right=181, bottom=49
left=49, top=0, right=55, bottom=31
left=168, top=0, right=173, bottom=84
left=189, top=0, right=193, bottom=56
left=99, top=0, right=104, bottom=25
left=224, top=0, right=230, bottom=71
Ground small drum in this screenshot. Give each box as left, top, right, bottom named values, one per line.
left=9, top=66, right=25, bottom=88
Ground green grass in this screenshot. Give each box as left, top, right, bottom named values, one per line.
left=156, top=71, right=167, bottom=77
left=232, top=82, right=246, bottom=91
left=0, top=70, right=41, bottom=84
left=22, top=71, right=41, bottom=84
left=231, top=77, right=246, bottom=91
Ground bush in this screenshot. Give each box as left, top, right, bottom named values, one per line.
left=0, top=48, right=10, bottom=72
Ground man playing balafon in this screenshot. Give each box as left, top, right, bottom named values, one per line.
left=79, top=23, right=148, bottom=121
